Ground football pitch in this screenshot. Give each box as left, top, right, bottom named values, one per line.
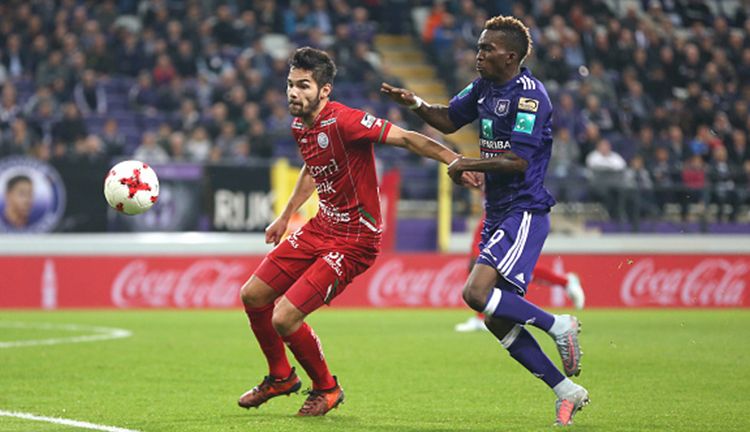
left=1, top=309, right=748, bottom=432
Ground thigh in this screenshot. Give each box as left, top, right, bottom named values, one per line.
left=475, top=211, right=549, bottom=295
left=285, top=245, right=376, bottom=314
left=253, top=227, right=318, bottom=295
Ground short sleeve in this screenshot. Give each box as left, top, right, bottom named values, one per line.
left=509, top=90, right=552, bottom=162
left=340, top=108, right=392, bottom=146
left=448, top=79, right=481, bottom=129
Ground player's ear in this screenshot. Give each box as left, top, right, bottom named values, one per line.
left=320, top=83, right=332, bottom=100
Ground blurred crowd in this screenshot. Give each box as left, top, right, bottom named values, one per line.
left=0, top=0, right=749, bottom=226
left=424, top=0, right=750, bottom=224
left=0, top=0, right=408, bottom=166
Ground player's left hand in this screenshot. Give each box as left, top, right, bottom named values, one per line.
left=461, top=171, right=483, bottom=188
left=448, top=157, right=466, bottom=185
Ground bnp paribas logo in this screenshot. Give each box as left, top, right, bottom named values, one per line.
left=481, top=118, right=493, bottom=139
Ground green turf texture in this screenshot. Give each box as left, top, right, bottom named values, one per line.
left=1, top=309, right=748, bottom=431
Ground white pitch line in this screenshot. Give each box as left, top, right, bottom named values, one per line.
left=0, top=410, right=142, bottom=432
left=0, top=322, right=132, bottom=348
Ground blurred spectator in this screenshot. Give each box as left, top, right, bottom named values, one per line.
left=586, top=138, right=627, bottom=219
left=1, top=34, right=26, bottom=79
left=100, top=119, right=126, bottom=158
left=1, top=119, right=38, bottom=157
left=133, top=131, right=169, bottom=164
left=186, top=126, right=212, bottom=162
left=129, top=71, right=160, bottom=115
left=73, top=69, right=108, bottom=116
left=167, top=131, right=188, bottom=162
left=52, top=103, right=87, bottom=154
left=622, top=155, right=657, bottom=229
left=708, top=146, right=739, bottom=222
left=680, top=154, right=707, bottom=220
left=0, top=85, right=20, bottom=131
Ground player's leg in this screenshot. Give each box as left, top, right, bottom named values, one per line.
left=532, top=265, right=586, bottom=310
left=275, top=250, right=372, bottom=416
left=484, top=315, right=589, bottom=425
left=237, top=239, right=313, bottom=409
left=464, top=212, right=583, bottom=377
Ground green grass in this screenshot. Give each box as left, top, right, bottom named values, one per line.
left=1, top=309, right=749, bottom=431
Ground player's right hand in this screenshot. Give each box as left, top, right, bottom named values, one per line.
left=265, top=216, right=289, bottom=245
left=381, top=82, right=417, bottom=107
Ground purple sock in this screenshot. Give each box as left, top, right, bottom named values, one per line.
left=503, top=325, right=565, bottom=389
left=484, top=288, right=555, bottom=331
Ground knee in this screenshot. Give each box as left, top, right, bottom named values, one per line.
left=240, top=278, right=272, bottom=308
left=462, top=282, right=489, bottom=312
left=271, top=306, right=302, bottom=337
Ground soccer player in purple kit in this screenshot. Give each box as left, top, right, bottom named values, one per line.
left=382, top=16, right=589, bottom=426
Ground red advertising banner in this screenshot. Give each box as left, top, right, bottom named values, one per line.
left=1, top=253, right=748, bottom=309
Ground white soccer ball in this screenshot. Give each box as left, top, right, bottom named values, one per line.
left=103, top=160, right=160, bottom=215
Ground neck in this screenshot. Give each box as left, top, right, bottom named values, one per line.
left=492, top=65, right=522, bottom=85
left=302, top=99, right=329, bottom=127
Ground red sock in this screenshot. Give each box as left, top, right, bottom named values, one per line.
left=244, top=304, right=292, bottom=379
left=282, top=323, right=336, bottom=390
left=532, top=266, right=568, bottom=286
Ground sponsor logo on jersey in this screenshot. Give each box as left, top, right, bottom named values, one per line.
left=481, top=118, right=494, bottom=139
left=515, top=273, right=526, bottom=283
left=318, top=199, right=351, bottom=223
left=317, top=132, right=329, bottom=149
left=320, top=118, right=337, bottom=127
left=316, top=179, right=336, bottom=195
left=292, top=120, right=304, bottom=129
left=518, top=97, right=539, bottom=112
left=513, top=112, right=536, bottom=135
left=495, top=99, right=510, bottom=116
left=457, top=82, right=474, bottom=98
left=307, top=158, right=340, bottom=178
left=361, top=113, right=377, bottom=129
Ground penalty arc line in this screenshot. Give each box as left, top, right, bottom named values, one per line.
left=0, top=322, right=132, bottom=348
left=0, top=410, right=142, bottom=432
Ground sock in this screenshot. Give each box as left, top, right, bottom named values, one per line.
left=244, top=304, right=292, bottom=379
left=548, top=315, right=572, bottom=337
left=532, top=266, right=568, bottom=286
left=552, top=377, right=579, bottom=399
left=282, top=323, right=336, bottom=390
left=502, top=325, right=565, bottom=389
left=483, top=288, right=555, bottom=331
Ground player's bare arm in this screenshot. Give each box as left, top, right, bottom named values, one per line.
left=384, top=125, right=482, bottom=187
left=265, top=165, right=315, bottom=245
left=380, top=82, right=458, bottom=134
left=447, top=151, right=528, bottom=185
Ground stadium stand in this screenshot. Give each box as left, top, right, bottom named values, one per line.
left=0, top=0, right=748, bottom=233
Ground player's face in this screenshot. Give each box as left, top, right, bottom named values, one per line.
left=287, top=67, right=331, bottom=118
left=7, top=181, right=33, bottom=219
left=476, top=30, right=517, bottom=82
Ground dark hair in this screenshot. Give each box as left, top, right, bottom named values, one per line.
left=6, top=175, right=31, bottom=192
left=289, top=47, right=337, bottom=86
left=484, top=15, right=532, bottom=62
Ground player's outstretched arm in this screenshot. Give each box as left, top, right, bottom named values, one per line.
left=384, top=124, right=481, bottom=188
left=265, top=165, right=315, bottom=245
left=381, top=82, right=458, bottom=134
left=447, top=152, right=528, bottom=185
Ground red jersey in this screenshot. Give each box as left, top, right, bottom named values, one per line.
left=291, top=101, right=392, bottom=245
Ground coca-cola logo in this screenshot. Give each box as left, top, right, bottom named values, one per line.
left=621, top=258, right=748, bottom=306
left=112, top=260, right=249, bottom=308
left=367, top=259, right=466, bottom=307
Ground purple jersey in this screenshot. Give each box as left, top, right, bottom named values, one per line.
left=448, top=68, right=555, bottom=219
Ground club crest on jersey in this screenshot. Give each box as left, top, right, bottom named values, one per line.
left=495, top=99, right=510, bottom=116
left=518, top=97, right=539, bottom=112
left=361, top=113, right=377, bottom=129
left=317, top=132, right=329, bottom=149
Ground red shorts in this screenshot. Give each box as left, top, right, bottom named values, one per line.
left=254, top=225, right=379, bottom=314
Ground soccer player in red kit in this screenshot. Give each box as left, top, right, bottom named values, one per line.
left=237, top=47, right=478, bottom=416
